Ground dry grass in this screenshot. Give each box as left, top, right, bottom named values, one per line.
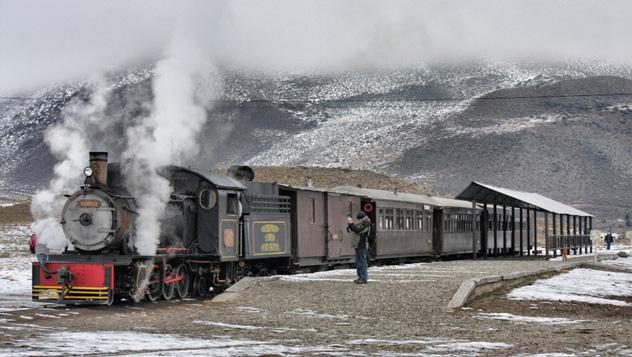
left=217, top=166, right=437, bottom=196
left=0, top=201, right=32, bottom=224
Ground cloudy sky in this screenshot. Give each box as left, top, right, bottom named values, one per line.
left=1, top=0, right=631, bottom=95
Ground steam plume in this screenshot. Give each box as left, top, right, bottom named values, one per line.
left=123, top=35, right=219, bottom=255
left=31, top=78, right=112, bottom=250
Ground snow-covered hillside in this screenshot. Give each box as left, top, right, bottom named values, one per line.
left=1, top=61, right=631, bottom=223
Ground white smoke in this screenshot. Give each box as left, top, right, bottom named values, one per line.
left=30, top=77, right=112, bottom=250
left=122, top=35, right=219, bottom=255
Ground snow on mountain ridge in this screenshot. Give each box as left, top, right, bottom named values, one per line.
left=1, top=61, right=631, bottom=227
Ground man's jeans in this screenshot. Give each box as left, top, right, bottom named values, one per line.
left=355, top=246, right=368, bottom=283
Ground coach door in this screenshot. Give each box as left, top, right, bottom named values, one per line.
left=432, top=209, right=443, bottom=256
left=325, top=193, right=361, bottom=260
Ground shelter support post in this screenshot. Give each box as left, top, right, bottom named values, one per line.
left=533, top=209, right=538, bottom=255
left=503, top=205, right=507, bottom=256
left=577, top=216, right=588, bottom=254
left=552, top=213, right=557, bottom=258
left=472, top=201, right=477, bottom=260
left=511, top=207, right=516, bottom=256
left=545, top=211, right=550, bottom=259
left=573, top=216, right=578, bottom=255
left=560, top=214, right=568, bottom=254
left=589, top=217, right=593, bottom=253
left=527, top=208, right=531, bottom=256
left=567, top=215, right=572, bottom=254
left=483, top=203, right=488, bottom=259
left=584, top=217, right=588, bottom=254
left=519, top=208, right=524, bottom=256
left=493, top=204, right=498, bottom=257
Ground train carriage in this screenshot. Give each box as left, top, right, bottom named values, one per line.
left=331, top=186, right=436, bottom=261
left=279, top=185, right=360, bottom=269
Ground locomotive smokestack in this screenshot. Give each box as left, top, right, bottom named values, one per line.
left=89, top=152, right=108, bottom=186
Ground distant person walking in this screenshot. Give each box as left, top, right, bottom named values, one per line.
left=605, top=231, right=614, bottom=250
left=347, top=211, right=371, bottom=284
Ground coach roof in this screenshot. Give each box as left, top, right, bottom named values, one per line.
left=331, top=186, right=472, bottom=209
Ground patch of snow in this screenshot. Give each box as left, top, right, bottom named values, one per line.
left=347, top=338, right=453, bottom=346
left=192, top=321, right=262, bottom=330
left=277, top=261, right=471, bottom=283
left=192, top=320, right=317, bottom=334
left=602, top=257, right=632, bottom=270
left=347, top=337, right=512, bottom=355
left=34, top=313, right=61, bottom=319
left=235, top=306, right=267, bottom=314
left=475, top=312, right=584, bottom=325
left=516, top=352, right=577, bottom=357
left=427, top=341, right=513, bottom=353
left=507, top=268, right=632, bottom=306
left=0, top=256, right=47, bottom=311
left=1, top=330, right=349, bottom=357
left=287, top=308, right=350, bottom=320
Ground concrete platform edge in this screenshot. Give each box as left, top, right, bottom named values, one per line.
left=211, top=277, right=260, bottom=303
left=446, top=261, right=594, bottom=310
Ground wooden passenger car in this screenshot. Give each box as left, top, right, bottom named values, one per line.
left=331, top=186, right=436, bottom=260
left=279, top=185, right=360, bottom=269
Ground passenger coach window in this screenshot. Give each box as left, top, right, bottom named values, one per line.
left=415, top=210, right=423, bottom=230
left=384, top=208, right=394, bottom=230
left=405, top=209, right=414, bottom=230
left=396, top=209, right=404, bottom=230
left=227, top=193, right=238, bottom=215
left=378, top=209, right=385, bottom=229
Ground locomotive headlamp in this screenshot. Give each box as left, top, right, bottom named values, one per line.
left=84, top=167, right=93, bottom=177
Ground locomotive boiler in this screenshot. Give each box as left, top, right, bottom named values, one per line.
left=61, top=152, right=136, bottom=253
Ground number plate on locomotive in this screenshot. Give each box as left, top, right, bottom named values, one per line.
left=78, top=199, right=101, bottom=208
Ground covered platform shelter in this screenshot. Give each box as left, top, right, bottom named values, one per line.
left=456, top=182, right=594, bottom=259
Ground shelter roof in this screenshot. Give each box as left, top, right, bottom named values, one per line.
left=455, top=182, right=593, bottom=217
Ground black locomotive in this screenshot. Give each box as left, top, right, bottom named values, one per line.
left=32, top=152, right=524, bottom=305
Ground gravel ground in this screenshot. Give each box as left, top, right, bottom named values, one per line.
left=2, top=256, right=631, bottom=356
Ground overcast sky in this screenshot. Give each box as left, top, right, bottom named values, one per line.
left=1, top=0, right=631, bottom=95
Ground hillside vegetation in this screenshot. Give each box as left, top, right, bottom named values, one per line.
left=247, top=166, right=436, bottom=195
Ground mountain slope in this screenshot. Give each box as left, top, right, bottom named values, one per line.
left=0, top=62, right=631, bottom=226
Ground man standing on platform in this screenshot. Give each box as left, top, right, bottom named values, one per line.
left=347, top=211, right=371, bottom=284
left=605, top=231, right=614, bottom=250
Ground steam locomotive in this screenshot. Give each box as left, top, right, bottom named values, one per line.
left=32, top=152, right=526, bottom=305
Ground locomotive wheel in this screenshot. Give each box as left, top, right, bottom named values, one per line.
left=162, top=280, right=175, bottom=300
left=175, top=264, right=190, bottom=299
left=162, top=265, right=175, bottom=301
left=146, top=269, right=162, bottom=302
left=193, top=276, right=207, bottom=297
